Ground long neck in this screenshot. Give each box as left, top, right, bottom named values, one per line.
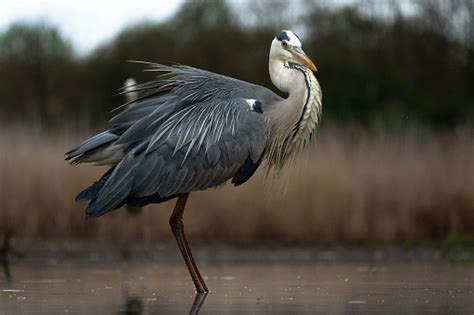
left=265, top=58, right=322, bottom=170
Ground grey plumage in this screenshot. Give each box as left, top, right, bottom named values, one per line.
left=67, top=29, right=322, bottom=222
left=65, top=131, right=118, bottom=164
left=67, top=64, right=278, bottom=219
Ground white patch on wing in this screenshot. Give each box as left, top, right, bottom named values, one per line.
left=245, top=99, right=257, bottom=109
left=283, top=30, right=302, bottom=47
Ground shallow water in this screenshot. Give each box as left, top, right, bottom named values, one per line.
left=0, top=259, right=473, bottom=314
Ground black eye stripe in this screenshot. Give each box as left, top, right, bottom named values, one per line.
left=276, top=31, right=290, bottom=42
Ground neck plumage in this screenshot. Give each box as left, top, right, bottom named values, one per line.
left=265, top=58, right=322, bottom=170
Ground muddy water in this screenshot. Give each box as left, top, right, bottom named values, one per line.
left=0, top=260, right=473, bottom=314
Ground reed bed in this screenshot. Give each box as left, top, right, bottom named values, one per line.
left=0, top=125, right=473, bottom=245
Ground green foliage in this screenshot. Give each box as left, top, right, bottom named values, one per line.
left=0, top=0, right=473, bottom=129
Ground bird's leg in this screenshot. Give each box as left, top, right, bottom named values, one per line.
left=169, top=193, right=209, bottom=293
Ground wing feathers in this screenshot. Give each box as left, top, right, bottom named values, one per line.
left=70, top=64, right=274, bottom=218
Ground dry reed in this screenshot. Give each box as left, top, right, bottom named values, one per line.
left=0, top=124, right=473, bottom=245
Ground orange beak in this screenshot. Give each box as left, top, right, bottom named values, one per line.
left=292, top=47, right=317, bottom=72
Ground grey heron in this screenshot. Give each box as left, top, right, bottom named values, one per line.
left=66, top=30, right=322, bottom=293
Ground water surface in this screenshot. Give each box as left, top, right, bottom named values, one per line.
left=1, top=259, right=473, bottom=314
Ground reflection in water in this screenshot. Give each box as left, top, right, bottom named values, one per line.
left=190, top=292, right=208, bottom=315
left=146, top=291, right=208, bottom=314
left=0, top=257, right=10, bottom=281
left=118, top=287, right=207, bottom=314
left=119, top=296, right=143, bottom=315
left=0, top=231, right=17, bottom=281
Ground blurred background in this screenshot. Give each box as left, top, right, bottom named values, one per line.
left=0, top=0, right=473, bottom=247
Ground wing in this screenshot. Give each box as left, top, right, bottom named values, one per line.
left=82, top=97, right=267, bottom=219
left=120, top=63, right=282, bottom=106
left=67, top=64, right=276, bottom=219
left=66, top=64, right=280, bottom=166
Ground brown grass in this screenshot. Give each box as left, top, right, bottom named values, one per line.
left=0, top=125, right=473, bottom=245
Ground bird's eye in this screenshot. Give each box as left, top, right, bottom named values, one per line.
left=282, top=41, right=288, bottom=48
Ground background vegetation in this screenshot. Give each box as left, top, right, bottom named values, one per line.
left=0, top=0, right=473, bottom=245
left=1, top=0, right=473, bottom=129
left=1, top=126, right=473, bottom=245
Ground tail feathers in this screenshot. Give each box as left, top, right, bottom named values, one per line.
left=82, top=154, right=137, bottom=220
left=86, top=200, right=128, bottom=220
left=75, top=167, right=123, bottom=220
left=76, top=153, right=177, bottom=220
left=85, top=182, right=131, bottom=220
left=66, top=131, right=119, bottom=165
left=75, top=182, right=100, bottom=203
left=75, top=172, right=112, bottom=203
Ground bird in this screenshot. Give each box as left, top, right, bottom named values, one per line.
left=66, top=30, right=322, bottom=293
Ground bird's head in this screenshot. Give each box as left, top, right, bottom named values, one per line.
left=270, top=30, right=317, bottom=72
